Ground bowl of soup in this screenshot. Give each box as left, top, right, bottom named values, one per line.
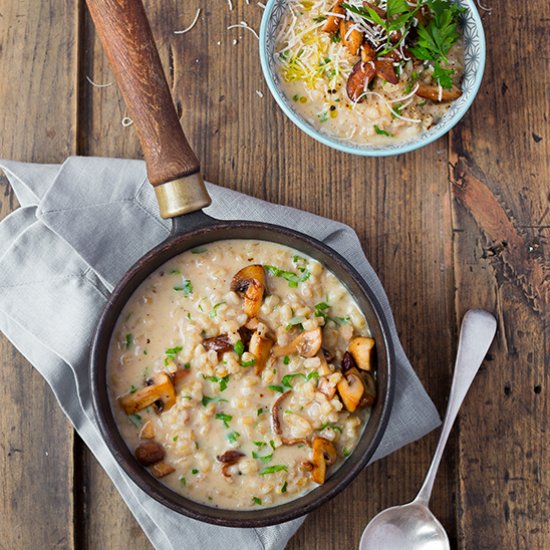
left=259, top=0, right=485, bottom=155
left=92, top=236, right=394, bottom=526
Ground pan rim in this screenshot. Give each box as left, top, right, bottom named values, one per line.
left=91, top=219, right=395, bottom=527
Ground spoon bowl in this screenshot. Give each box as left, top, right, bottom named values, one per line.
left=360, top=502, right=449, bottom=550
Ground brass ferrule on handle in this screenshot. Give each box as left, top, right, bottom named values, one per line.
left=154, top=174, right=212, bottom=219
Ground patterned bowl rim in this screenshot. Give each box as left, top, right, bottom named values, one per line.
left=259, top=0, right=486, bottom=156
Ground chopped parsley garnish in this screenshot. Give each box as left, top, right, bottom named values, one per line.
left=268, top=385, right=285, bottom=393
left=227, top=431, right=240, bottom=444
left=319, top=422, right=343, bottom=433
left=234, top=339, right=245, bottom=357
left=192, top=468, right=199, bottom=474
left=252, top=496, right=262, bottom=505
left=164, top=345, right=183, bottom=365
left=215, top=413, right=232, bottom=428
left=174, top=279, right=193, bottom=295
left=125, top=333, right=133, bottom=348
left=204, top=374, right=230, bottom=392
left=170, top=269, right=181, bottom=275
left=259, top=465, right=288, bottom=475
left=281, top=373, right=306, bottom=388
left=283, top=356, right=290, bottom=365
left=269, top=440, right=276, bottom=450
left=253, top=441, right=266, bottom=448
left=264, top=265, right=311, bottom=288
left=314, top=302, right=331, bottom=323
left=374, top=125, right=392, bottom=137
left=252, top=451, right=273, bottom=463
left=257, top=408, right=265, bottom=416
left=179, top=476, right=187, bottom=486
left=241, top=358, right=256, bottom=368
left=307, top=371, right=320, bottom=381
left=173, top=435, right=178, bottom=442
left=317, top=111, right=329, bottom=123
left=128, top=413, right=142, bottom=428
left=343, top=447, right=351, bottom=457
left=209, top=302, right=226, bottom=318
left=281, top=481, right=288, bottom=493
left=201, top=395, right=229, bottom=407
left=129, top=384, right=138, bottom=394
left=191, top=247, right=208, bottom=254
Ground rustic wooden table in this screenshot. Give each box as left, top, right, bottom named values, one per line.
left=0, top=1, right=547, bottom=548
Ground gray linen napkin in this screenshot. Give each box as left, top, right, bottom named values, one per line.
left=0, top=156, right=440, bottom=550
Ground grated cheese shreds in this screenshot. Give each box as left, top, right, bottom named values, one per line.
left=227, top=21, right=260, bottom=40
left=475, top=0, right=492, bottom=12
left=274, top=0, right=465, bottom=144
left=86, top=75, right=113, bottom=88
left=174, top=8, right=201, bottom=35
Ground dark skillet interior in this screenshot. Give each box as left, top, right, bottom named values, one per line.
left=91, top=215, right=395, bottom=528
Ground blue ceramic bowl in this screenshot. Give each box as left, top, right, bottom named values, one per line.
left=259, top=0, right=486, bottom=156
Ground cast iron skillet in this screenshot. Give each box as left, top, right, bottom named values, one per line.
left=87, top=0, right=395, bottom=528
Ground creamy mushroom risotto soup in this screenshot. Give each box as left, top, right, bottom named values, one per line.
left=108, top=240, right=377, bottom=509
left=275, top=0, right=465, bottom=145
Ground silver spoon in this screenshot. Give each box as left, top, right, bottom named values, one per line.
left=360, top=309, right=497, bottom=550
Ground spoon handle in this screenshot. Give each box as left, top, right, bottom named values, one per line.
left=415, top=309, right=497, bottom=504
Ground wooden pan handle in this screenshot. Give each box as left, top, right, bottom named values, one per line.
left=86, top=0, right=199, bottom=186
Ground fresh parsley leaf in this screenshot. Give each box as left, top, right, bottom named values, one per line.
left=191, top=247, right=208, bottom=254
left=387, top=0, right=409, bottom=17
left=433, top=59, right=455, bottom=89
left=264, top=265, right=311, bottom=288
left=252, top=451, right=273, bottom=463
left=241, top=359, right=256, bottom=367
left=234, top=340, right=245, bottom=357
left=125, top=333, right=133, bottom=348
left=215, top=413, right=232, bottom=428
left=281, top=373, right=306, bottom=388
left=252, top=496, right=262, bottom=505
left=179, top=476, right=187, bottom=486
left=319, top=422, right=343, bottom=433
left=343, top=447, right=351, bottom=457
left=306, top=371, right=320, bottom=381
left=209, top=301, right=226, bottom=318
left=201, top=395, right=229, bottom=407
left=268, top=385, right=285, bottom=393
left=257, top=407, right=265, bottom=416
left=253, top=441, right=266, bottom=448
left=128, top=413, right=142, bottom=428
left=129, top=384, right=138, bottom=394
left=227, top=431, right=240, bottom=444
left=374, top=125, right=392, bottom=137
left=174, top=279, right=193, bottom=295
left=191, top=468, right=199, bottom=474
left=164, top=345, right=183, bottom=365
left=204, top=374, right=230, bottom=392
left=283, top=355, right=290, bottom=365
left=259, top=465, right=288, bottom=475
left=281, top=481, right=288, bottom=493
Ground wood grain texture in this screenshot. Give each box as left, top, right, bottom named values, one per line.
left=0, top=0, right=78, bottom=548
left=0, top=0, right=548, bottom=549
left=449, top=3, right=549, bottom=548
